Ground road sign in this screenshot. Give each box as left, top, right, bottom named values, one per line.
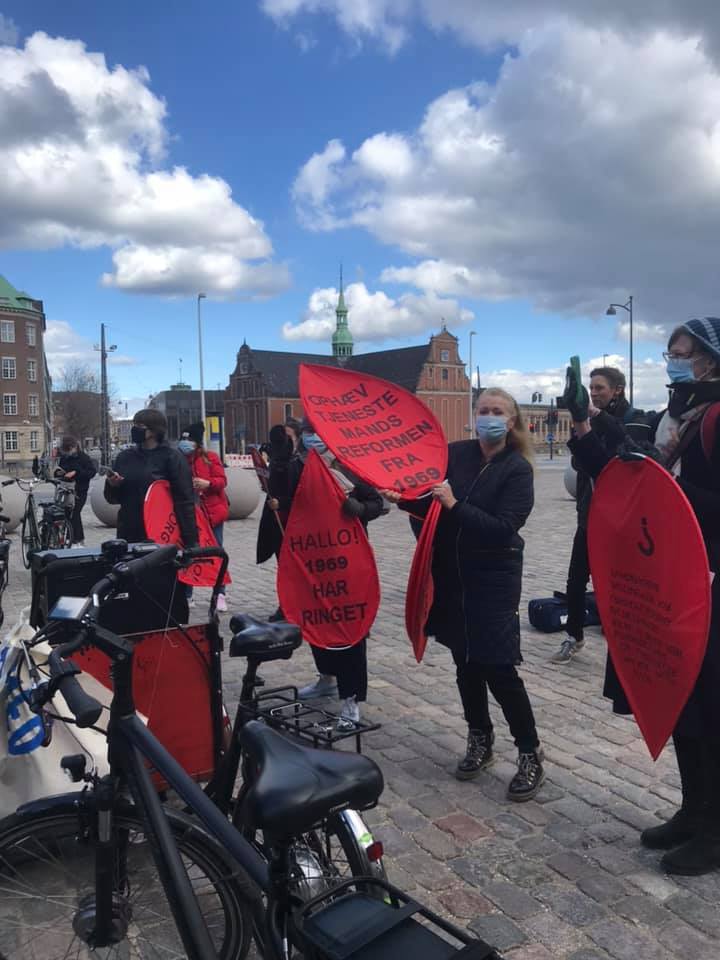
left=546, top=434, right=555, bottom=443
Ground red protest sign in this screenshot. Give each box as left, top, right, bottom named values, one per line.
left=144, top=480, right=231, bottom=587
left=405, top=498, right=442, bottom=663
left=277, top=450, right=380, bottom=649
left=587, top=456, right=711, bottom=759
left=299, top=363, right=447, bottom=497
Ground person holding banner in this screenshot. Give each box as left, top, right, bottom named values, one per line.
left=387, top=388, right=545, bottom=802
left=286, top=419, right=385, bottom=727
left=565, top=318, right=720, bottom=875
left=257, top=425, right=294, bottom=621
left=104, top=409, right=198, bottom=548
left=178, top=422, right=229, bottom=611
left=551, top=367, right=652, bottom=664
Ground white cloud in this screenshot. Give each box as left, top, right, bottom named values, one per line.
left=282, top=281, right=473, bottom=342
left=481, top=354, right=669, bottom=409
left=352, top=133, right=415, bottom=181
left=262, top=1, right=720, bottom=60
left=0, top=14, right=18, bottom=46
left=293, top=23, right=720, bottom=332
left=616, top=319, right=668, bottom=345
left=44, top=320, right=137, bottom=379
left=0, top=31, right=289, bottom=298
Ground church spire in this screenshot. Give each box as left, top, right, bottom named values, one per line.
left=332, top=263, right=353, bottom=359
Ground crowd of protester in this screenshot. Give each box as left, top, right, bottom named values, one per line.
left=48, top=315, right=720, bottom=877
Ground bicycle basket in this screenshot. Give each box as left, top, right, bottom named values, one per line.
left=54, top=486, right=75, bottom=511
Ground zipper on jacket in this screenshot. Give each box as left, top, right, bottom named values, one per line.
left=457, top=461, right=491, bottom=664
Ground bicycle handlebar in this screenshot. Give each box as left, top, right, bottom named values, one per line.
left=47, top=636, right=103, bottom=728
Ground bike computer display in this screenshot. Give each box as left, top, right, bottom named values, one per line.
left=48, top=596, right=92, bottom=621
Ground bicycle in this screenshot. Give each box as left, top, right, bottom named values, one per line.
left=0, top=508, right=10, bottom=629
left=0, top=544, right=502, bottom=959
left=3, top=476, right=74, bottom=567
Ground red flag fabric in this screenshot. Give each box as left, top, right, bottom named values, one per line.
left=247, top=447, right=270, bottom=493
left=405, top=498, right=442, bottom=663
left=277, top=450, right=380, bottom=649
left=143, top=480, right=231, bottom=587
left=587, top=456, right=711, bottom=759
left=299, top=363, right=448, bottom=498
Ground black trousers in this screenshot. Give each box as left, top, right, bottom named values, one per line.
left=674, top=734, right=720, bottom=819
left=70, top=489, right=88, bottom=543
left=311, top=638, right=368, bottom=701
left=565, top=525, right=591, bottom=641
left=452, top=650, right=539, bottom=753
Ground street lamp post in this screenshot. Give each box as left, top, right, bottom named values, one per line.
left=468, top=330, right=477, bottom=433
left=605, top=296, right=633, bottom=406
left=197, top=293, right=207, bottom=428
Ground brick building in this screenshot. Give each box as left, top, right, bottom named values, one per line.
left=0, top=275, right=52, bottom=467
left=224, top=281, right=471, bottom=450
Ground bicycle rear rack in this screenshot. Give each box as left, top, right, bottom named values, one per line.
left=239, top=685, right=380, bottom=753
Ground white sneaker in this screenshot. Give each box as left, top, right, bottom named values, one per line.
left=298, top=675, right=338, bottom=700
left=216, top=594, right=227, bottom=612
left=337, top=696, right=361, bottom=730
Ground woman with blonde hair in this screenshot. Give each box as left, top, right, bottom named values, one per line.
left=387, top=387, right=543, bottom=800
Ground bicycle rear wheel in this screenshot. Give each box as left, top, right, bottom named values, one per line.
left=47, top=518, right=73, bottom=549
left=0, top=804, right=254, bottom=959
left=21, top=509, right=39, bottom=568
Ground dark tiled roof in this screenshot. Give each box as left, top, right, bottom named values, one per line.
left=240, top=344, right=430, bottom=396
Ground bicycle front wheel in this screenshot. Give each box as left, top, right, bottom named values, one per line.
left=0, top=804, right=254, bottom=959
left=21, top=509, right=39, bottom=568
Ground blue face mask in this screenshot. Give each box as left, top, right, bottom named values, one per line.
left=666, top=357, right=696, bottom=383
left=178, top=440, right=196, bottom=454
left=475, top=415, right=508, bottom=443
left=302, top=432, right=327, bottom=453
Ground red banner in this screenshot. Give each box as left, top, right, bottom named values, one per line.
left=144, top=480, right=231, bottom=587
left=405, top=498, right=442, bottom=663
left=588, top=456, right=711, bottom=759
left=277, top=451, right=380, bottom=649
left=299, top=363, right=447, bottom=498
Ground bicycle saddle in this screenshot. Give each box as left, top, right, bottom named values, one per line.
left=229, top=613, right=302, bottom=662
left=240, top=720, right=383, bottom=837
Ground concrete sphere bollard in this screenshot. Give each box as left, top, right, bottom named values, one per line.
left=564, top=462, right=577, bottom=500
left=225, top=466, right=261, bottom=519
left=0, top=475, right=31, bottom=532
left=90, top=475, right=120, bottom=527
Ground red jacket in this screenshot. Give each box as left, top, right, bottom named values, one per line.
left=186, top=449, right=229, bottom=527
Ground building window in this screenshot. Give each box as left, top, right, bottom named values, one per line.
left=2, top=358, right=16, bottom=380
left=4, top=431, right=17, bottom=452
left=284, top=403, right=292, bottom=420
left=30, top=430, right=40, bottom=452
left=26, top=324, right=36, bottom=347
left=27, top=359, right=37, bottom=382
left=28, top=394, right=38, bottom=417
left=440, top=349, right=450, bottom=362
left=3, top=394, right=17, bottom=416
left=441, top=368, right=449, bottom=381
left=0, top=321, right=15, bottom=343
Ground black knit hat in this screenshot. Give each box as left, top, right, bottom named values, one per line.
left=681, top=318, right=720, bottom=362
left=134, top=408, right=167, bottom=437
left=186, top=422, right=205, bottom=445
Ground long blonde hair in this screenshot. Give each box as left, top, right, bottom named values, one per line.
left=477, top=387, right=534, bottom=466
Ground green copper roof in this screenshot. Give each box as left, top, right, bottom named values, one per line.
left=0, top=275, right=40, bottom=312
left=332, top=265, right=353, bottom=357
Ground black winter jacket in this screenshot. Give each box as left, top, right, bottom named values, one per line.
left=404, top=440, right=534, bottom=665
left=104, top=443, right=198, bottom=546
left=55, top=450, right=97, bottom=494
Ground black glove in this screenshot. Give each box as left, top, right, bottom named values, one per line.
left=342, top=497, right=366, bottom=519
left=563, top=366, right=590, bottom=422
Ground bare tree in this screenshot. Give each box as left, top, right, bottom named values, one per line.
left=54, top=362, right=102, bottom=445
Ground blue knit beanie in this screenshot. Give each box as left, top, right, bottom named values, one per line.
left=681, top=317, right=720, bottom=362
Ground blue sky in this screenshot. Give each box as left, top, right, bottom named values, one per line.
left=2, top=1, right=720, bottom=411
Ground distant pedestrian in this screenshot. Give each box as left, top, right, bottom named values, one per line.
left=54, top=436, right=97, bottom=546
left=256, top=424, right=293, bottom=620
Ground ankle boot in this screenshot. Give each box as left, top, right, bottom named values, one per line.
left=661, top=821, right=720, bottom=876
left=640, top=808, right=703, bottom=850
left=456, top=729, right=494, bottom=780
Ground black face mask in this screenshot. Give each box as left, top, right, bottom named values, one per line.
left=131, top=425, right=147, bottom=445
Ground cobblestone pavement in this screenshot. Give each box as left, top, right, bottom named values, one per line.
left=5, top=461, right=719, bottom=960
